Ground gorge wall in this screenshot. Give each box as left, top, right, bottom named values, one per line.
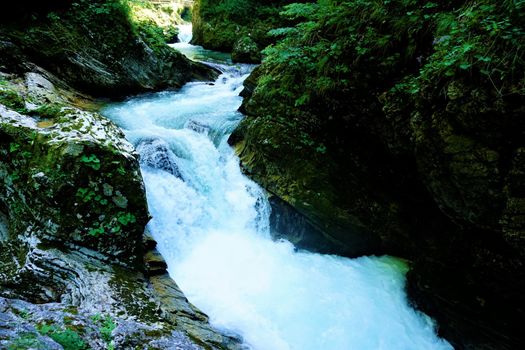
left=226, top=1, right=525, bottom=349
left=0, top=0, right=216, bottom=98
left=191, top=0, right=296, bottom=63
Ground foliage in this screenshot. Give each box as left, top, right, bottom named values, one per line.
left=179, top=6, right=192, bottom=22
left=199, top=0, right=255, bottom=21
left=37, top=323, right=88, bottom=350
left=419, top=1, right=525, bottom=95
left=0, top=86, right=27, bottom=114
left=249, top=0, right=525, bottom=155
left=80, top=154, right=101, bottom=170
left=129, top=0, right=183, bottom=48
left=192, top=0, right=293, bottom=51
left=91, top=313, right=117, bottom=344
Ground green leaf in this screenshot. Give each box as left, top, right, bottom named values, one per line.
left=9, top=143, right=20, bottom=153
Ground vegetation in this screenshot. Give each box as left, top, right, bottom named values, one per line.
left=257, top=0, right=524, bottom=120
left=37, top=323, right=88, bottom=350
left=0, top=0, right=201, bottom=97
left=129, top=0, right=185, bottom=45
left=91, top=313, right=117, bottom=346
left=192, top=0, right=295, bottom=59
left=238, top=0, right=525, bottom=176
left=0, top=81, right=27, bottom=114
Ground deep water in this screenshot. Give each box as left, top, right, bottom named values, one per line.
left=102, top=26, right=453, bottom=350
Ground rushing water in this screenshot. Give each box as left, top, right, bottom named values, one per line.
left=103, top=26, right=453, bottom=350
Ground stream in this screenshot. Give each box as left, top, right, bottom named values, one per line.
left=102, top=25, right=453, bottom=350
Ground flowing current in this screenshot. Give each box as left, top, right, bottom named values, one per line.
left=103, top=25, right=453, bottom=350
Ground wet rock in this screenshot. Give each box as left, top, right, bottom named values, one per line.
left=186, top=120, right=210, bottom=135
left=25, top=72, right=59, bottom=105
left=268, top=194, right=351, bottom=254
left=150, top=274, right=207, bottom=322
left=0, top=242, right=244, bottom=349
left=143, top=229, right=158, bottom=251
left=144, top=249, right=168, bottom=276
left=137, top=138, right=182, bottom=178
left=0, top=6, right=218, bottom=98
left=232, top=29, right=525, bottom=349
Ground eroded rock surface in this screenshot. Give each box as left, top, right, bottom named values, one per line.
left=0, top=241, right=242, bottom=349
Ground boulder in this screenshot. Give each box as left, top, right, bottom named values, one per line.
left=0, top=102, right=148, bottom=266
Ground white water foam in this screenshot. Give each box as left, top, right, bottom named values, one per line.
left=103, top=35, right=453, bottom=350
left=177, top=24, right=193, bottom=44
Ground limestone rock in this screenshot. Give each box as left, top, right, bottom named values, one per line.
left=0, top=244, right=241, bottom=349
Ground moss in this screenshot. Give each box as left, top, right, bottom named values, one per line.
left=0, top=87, right=26, bottom=113
left=7, top=332, right=43, bottom=350
left=108, top=266, right=162, bottom=323
left=31, top=103, right=67, bottom=120
left=1, top=104, right=148, bottom=265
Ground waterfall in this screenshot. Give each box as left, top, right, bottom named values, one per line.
left=103, top=31, right=453, bottom=350
left=177, top=23, right=193, bottom=44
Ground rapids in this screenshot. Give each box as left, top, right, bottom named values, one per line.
left=102, top=25, right=453, bottom=350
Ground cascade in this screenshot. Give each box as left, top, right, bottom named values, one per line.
left=102, top=25, right=452, bottom=350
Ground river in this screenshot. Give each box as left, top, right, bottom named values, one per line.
left=102, top=24, right=453, bottom=350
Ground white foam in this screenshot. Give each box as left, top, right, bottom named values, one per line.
left=177, top=24, right=193, bottom=44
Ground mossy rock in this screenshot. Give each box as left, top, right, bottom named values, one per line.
left=191, top=0, right=290, bottom=53
left=0, top=0, right=217, bottom=98
left=0, top=103, right=148, bottom=266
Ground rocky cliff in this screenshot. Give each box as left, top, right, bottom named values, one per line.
left=230, top=1, right=525, bottom=349
left=0, top=0, right=216, bottom=98
left=0, top=1, right=240, bottom=348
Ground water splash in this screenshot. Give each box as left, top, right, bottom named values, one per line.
left=103, top=41, right=453, bottom=350
left=171, top=24, right=234, bottom=64
left=178, top=24, right=193, bottom=44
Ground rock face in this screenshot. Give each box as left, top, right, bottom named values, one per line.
left=0, top=243, right=242, bottom=349
left=229, top=1, right=525, bottom=349
left=234, top=70, right=525, bottom=350
left=0, top=71, right=244, bottom=349
left=0, top=0, right=217, bottom=98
